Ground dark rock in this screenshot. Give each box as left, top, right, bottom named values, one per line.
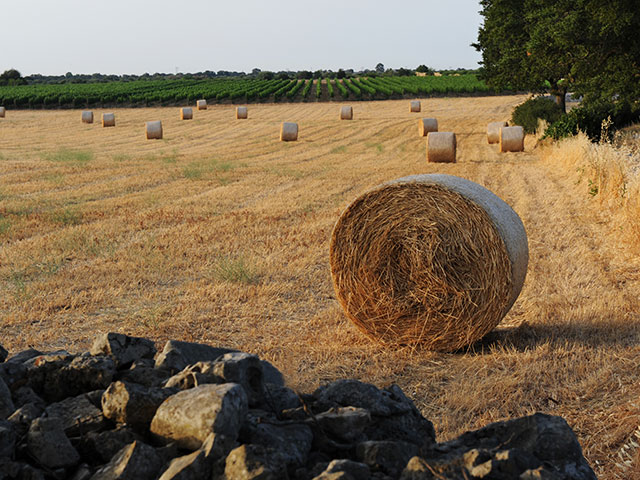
left=246, top=420, right=313, bottom=468
left=11, top=386, right=45, bottom=410
left=0, top=420, right=16, bottom=458
left=89, top=441, right=163, bottom=480
left=154, top=341, right=236, bottom=373
left=157, top=433, right=221, bottom=480
left=262, top=383, right=301, bottom=413
left=200, top=353, right=265, bottom=406
left=46, top=394, right=107, bottom=437
left=321, top=459, right=371, bottom=480
left=6, top=349, right=43, bottom=364
left=520, top=467, right=564, bottom=479
left=0, top=345, right=7, bottom=363
left=90, top=333, right=156, bottom=369
left=150, top=383, right=248, bottom=450
left=312, top=472, right=354, bottom=480
left=315, top=407, right=371, bottom=443
left=7, top=402, right=44, bottom=437
left=85, top=390, right=105, bottom=409
left=78, top=426, right=144, bottom=465
left=0, top=360, right=27, bottom=392
left=163, top=367, right=219, bottom=391
left=101, top=381, right=176, bottom=430
left=117, top=365, right=170, bottom=388
left=27, top=417, right=80, bottom=469
left=224, top=444, right=288, bottom=480
left=356, top=440, right=419, bottom=477
left=0, top=376, right=15, bottom=420
left=69, top=464, right=93, bottom=480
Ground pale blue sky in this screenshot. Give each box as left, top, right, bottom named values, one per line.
left=2, top=0, right=483, bottom=75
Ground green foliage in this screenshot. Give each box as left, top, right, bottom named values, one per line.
left=512, top=97, right=563, bottom=133
left=211, top=256, right=259, bottom=284
left=44, top=149, right=93, bottom=165
left=326, top=79, right=334, bottom=98
left=315, top=80, right=322, bottom=99
left=50, top=208, right=83, bottom=226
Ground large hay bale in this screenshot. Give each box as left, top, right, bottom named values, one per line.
left=329, top=174, right=529, bottom=351
left=426, top=132, right=456, bottom=163
left=500, top=126, right=525, bottom=152
left=410, top=101, right=421, bottom=113
left=181, top=107, right=193, bottom=120
left=146, top=121, right=163, bottom=140
left=418, top=118, right=438, bottom=136
left=236, top=106, right=248, bottom=119
left=280, top=122, right=298, bottom=142
left=340, top=106, right=353, bottom=120
left=487, top=121, right=508, bottom=144
left=102, top=113, right=115, bottom=127
left=81, top=111, right=93, bottom=124
left=0, top=107, right=6, bottom=118
left=197, top=99, right=207, bottom=110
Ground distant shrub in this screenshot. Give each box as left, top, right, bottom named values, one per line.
left=512, top=97, right=563, bottom=134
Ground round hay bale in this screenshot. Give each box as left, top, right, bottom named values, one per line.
left=236, top=106, right=248, bottom=119
left=102, top=113, right=115, bottom=127
left=487, top=121, right=508, bottom=144
left=181, top=107, right=193, bottom=120
left=197, top=99, right=207, bottom=110
left=340, top=106, right=353, bottom=120
left=146, top=121, right=163, bottom=140
left=0, top=106, right=5, bottom=118
left=81, top=111, right=93, bottom=124
left=500, top=126, right=525, bottom=152
left=426, top=132, right=456, bottom=163
left=280, top=122, right=298, bottom=142
left=410, top=101, right=421, bottom=113
left=418, top=118, right=438, bottom=136
left=330, top=174, right=528, bottom=351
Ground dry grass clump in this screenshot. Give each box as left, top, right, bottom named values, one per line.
left=81, top=111, right=94, bottom=124
left=330, top=180, right=513, bottom=351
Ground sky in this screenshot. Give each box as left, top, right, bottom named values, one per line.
left=2, top=0, right=484, bottom=76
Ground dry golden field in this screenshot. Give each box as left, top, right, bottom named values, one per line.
left=1, top=96, right=640, bottom=478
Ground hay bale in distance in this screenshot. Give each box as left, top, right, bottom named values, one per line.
left=340, top=106, right=353, bottom=120
left=146, top=121, right=163, bottom=140
left=418, top=118, right=438, bottom=136
left=500, top=126, right=525, bottom=152
left=487, top=121, right=508, bottom=144
left=426, top=132, right=456, bottom=163
left=236, top=106, right=248, bottom=119
left=181, top=107, right=193, bottom=120
left=102, top=113, right=116, bottom=127
left=81, top=111, right=93, bottom=124
left=329, top=173, right=529, bottom=351
left=197, top=99, right=207, bottom=110
left=410, top=101, right=421, bottom=113
left=0, top=106, right=5, bottom=118
left=280, top=122, right=298, bottom=142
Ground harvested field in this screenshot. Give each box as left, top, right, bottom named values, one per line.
left=1, top=96, right=639, bottom=478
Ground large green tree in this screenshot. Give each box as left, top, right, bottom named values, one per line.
left=474, top=0, right=640, bottom=113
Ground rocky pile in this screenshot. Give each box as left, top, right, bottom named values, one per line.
left=0, top=334, right=596, bottom=480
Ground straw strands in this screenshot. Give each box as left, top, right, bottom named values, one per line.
left=500, top=126, right=525, bottom=152
left=410, top=101, right=421, bottom=113
left=197, top=99, right=207, bottom=110
left=418, top=118, right=438, bottom=136
left=145, top=121, right=163, bottom=140
left=102, top=113, right=115, bottom=127
left=0, top=107, right=5, bottom=118
left=487, top=121, right=508, bottom=144
left=81, top=111, right=93, bottom=124
left=236, top=106, right=248, bottom=119
left=426, top=132, right=456, bottom=163
left=181, top=107, right=193, bottom=120
left=329, top=174, right=528, bottom=351
left=340, top=106, right=353, bottom=120
left=280, top=122, right=298, bottom=142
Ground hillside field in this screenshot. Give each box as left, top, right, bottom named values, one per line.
left=1, top=96, right=640, bottom=478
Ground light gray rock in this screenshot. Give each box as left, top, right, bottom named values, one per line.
left=154, top=340, right=236, bottom=373
left=46, top=394, right=107, bottom=437
left=90, top=333, right=156, bottom=369
left=89, top=441, right=163, bottom=480
left=150, top=383, right=248, bottom=450
left=312, top=472, right=354, bottom=480
left=224, top=444, right=288, bottom=480
left=27, top=417, right=80, bottom=469
left=208, top=353, right=265, bottom=406
left=315, top=407, right=371, bottom=443
left=163, top=368, right=219, bottom=391
left=0, top=376, right=14, bottom=420
left=101, top=381, right=176, bottom=430
left=0, top=420, right=16, bottom=458
left=356, top=440, right=419, bottom=477
left=313, top=380, right=412, bottom=416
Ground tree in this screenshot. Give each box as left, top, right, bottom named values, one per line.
left=336, top=69, right=346, bottom=79
left=375, top=63, right=385, bottom=73
left=474, top=0, right=640, bottom=113
left=0, top=69, right=26, bottom=86
left=396, top=67, right=414, bottom=76
left=296, top=70, right=313, bottom=79
left=416, top=65, right=433, bottom=74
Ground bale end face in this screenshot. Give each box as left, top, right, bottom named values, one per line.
left=181, top=107, right=193, bottom=120
left=329, top=174, right=528, bottom=351
left=426, top=132, right=456, bottom=163
left=340, top=106, right=353, bottom=120
left=487, top=121, right=508, bottom=144
left=197, top=99, right=207, bottom=110
left=81, top=111, right=93, bottom=124
left=0, top=106, right=5, bottom=118
left=410, top=101, right=421, bottom=113
left=236, top=107, right=248, bottom=119
left=102, top=113, right=116, bottom=127
left=280, top=122, right=298, bottom=142
left=419, top=118, right=438, bottom=136
left=146, top=121, right=163, bottom=140
left=500, top=126, right=525, bottom=152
